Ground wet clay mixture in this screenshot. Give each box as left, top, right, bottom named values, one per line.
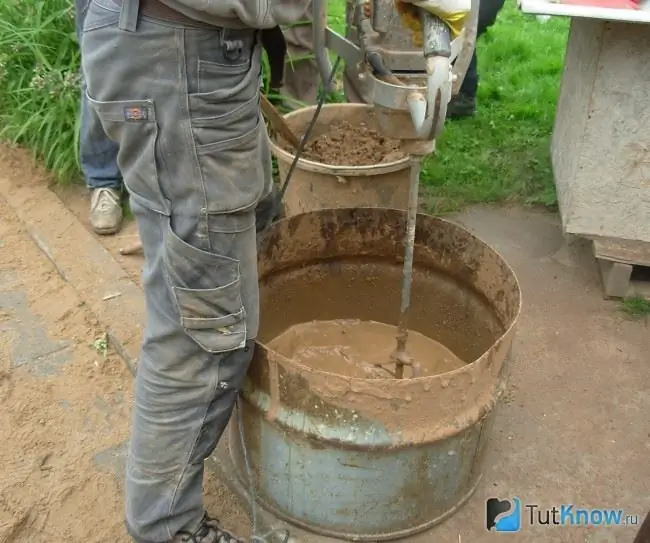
left=268, top=319, right=466, bottom=379
left=293, top=120, right=405, bottom=167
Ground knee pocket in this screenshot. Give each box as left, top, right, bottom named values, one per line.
left=164, top=218, right=254, bottom=354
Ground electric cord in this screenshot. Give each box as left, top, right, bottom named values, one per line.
left=236, top=396, right=289, bottom=543
left=277, top=56, right=342, bottom=203
left=241, top=57, right=343, bottom=543
left=260, top=56, right=343, bottom=234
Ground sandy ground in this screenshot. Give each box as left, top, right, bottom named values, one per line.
left=1, top=144, right=649, bottom=543
left=0, top=148, right=249, bottom=543
left=54, top=184, right=143, bottom=287
left=0, top=199, right=132, bottom=542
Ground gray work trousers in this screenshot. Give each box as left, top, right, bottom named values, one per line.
left=80, top=0, right=271, bottom=540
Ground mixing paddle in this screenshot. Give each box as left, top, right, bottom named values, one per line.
left=390, top=157, right=422, bottom=378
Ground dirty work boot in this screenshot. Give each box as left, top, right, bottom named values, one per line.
left=447, top=93, right=477, bottom=120
left=171, top=515, right=243, bottom=543
left=89, top=187, right=123, bottom=235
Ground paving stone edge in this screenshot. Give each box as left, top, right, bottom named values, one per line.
left=0, top=174, right=141, bottom=376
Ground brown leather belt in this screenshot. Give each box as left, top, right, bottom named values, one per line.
left=113, top=0, right=218, bottom=29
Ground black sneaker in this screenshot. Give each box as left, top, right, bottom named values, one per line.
left=447, top=93, right=477, bottom=120
left=172, top=514, right=243, bottom=543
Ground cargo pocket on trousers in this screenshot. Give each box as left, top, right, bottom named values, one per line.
left=164, top=223, right=247, bottom=354
left=85, top=93, right=167, bottom=215
left=188, top=43, right=265, bottom=214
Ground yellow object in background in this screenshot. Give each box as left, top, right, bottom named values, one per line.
left=395, top=1, right=425, bottom=46
left=395, top=0, right=468, bottom=43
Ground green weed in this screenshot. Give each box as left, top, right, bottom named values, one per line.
left=621, top=296, right=650, bottom=318
left=91, top=333, right=109, bottom=359
left=0, top=0, right=80, bottom=183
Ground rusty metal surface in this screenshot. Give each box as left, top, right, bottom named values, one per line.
left=235, top=207, right=521, bottom=539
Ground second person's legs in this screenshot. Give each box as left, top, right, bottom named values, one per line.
left=281, top=2, right=368, bottom=106
left=448, top=0, right=506, bottom=118
left=282, top=4, right=321, bottom=107
left=74, top=0, right=124, bottom=235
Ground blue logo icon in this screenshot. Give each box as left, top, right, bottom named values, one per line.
left=486, top=497, right=521, bottom=532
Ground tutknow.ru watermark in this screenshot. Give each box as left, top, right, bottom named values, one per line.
left=485, top=497, right=639, bottom=533
left=526, top=504, right=638, bottom=527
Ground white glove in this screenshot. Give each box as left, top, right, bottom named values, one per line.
left=400, top=0, right=471, bottom=36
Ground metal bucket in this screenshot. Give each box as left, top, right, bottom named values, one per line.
left=268, top=104, right=415, bottom=216
left=231, top=208, right=521, bottom=540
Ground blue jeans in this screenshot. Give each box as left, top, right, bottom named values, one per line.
left=75, top=0, right=123, bottom=190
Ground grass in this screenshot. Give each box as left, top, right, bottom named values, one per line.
left=0, top=0, right=80, bottom=183
left=0, top=0, right=568, bottom=211
left=422, top=6, right=568, bottom=212
left=620, top=296, right=650, bottom=319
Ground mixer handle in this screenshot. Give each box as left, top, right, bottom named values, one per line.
left=407, top=11, right=454, bottom=139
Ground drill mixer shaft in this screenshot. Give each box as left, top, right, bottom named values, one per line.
left=391, top=157, right=422, bottom=379
left=389, top=10, right=453, bottom=379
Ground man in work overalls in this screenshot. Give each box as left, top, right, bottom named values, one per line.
left=79, top=0, right=470, bottom=541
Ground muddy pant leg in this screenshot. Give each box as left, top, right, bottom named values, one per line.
left=129, top=200, right=256, bottom=541
left=255, top=127, right=281, bottom=232
left=74, top=0, right=122, bottom=191
left=282, top=4, right=320, bottom=106
left=459, top=0, right=506, bottom=98
left=81, top=1, right=264, bottom=540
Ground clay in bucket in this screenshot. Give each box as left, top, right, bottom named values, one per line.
left=280, top=112, right=406, bottom=167
left=268, top=319, right=466, bottom=379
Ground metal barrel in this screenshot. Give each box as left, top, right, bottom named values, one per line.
left=231, top=207, right=522, bottom=540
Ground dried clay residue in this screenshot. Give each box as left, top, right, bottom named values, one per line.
left=295, top=120, right=406, bottom=167
left=268, top=319, right=466, bottom=380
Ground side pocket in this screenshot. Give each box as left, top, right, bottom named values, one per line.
left=81, top=0, right=120, bottom=33
left=86, top=93, right=168, bottom=215
left=164, top=222, right=249, bottom=354
left=187, top=42, right=266, bottom=214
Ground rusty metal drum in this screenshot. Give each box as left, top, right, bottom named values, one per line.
left=230, top=208, right=521, bottom=540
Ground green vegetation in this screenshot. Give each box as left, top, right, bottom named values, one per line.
left=0, top=0, right=79, bottom=182
left=0, top=0, right=568, bottom=211
left=422, top=6, right=568, bottom=212
left=621, top=296, right=650, bottom=318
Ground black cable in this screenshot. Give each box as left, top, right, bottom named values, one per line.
left=259, top=56, right=343, bottom=235
left=278, top=56, right=342, bottom=202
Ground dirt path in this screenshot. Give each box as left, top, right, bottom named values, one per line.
left=0, top=148, right=249, bottom=542
left=53, top=184, right=143, bottom=287
left=2, top=143, right=649, bottom=543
